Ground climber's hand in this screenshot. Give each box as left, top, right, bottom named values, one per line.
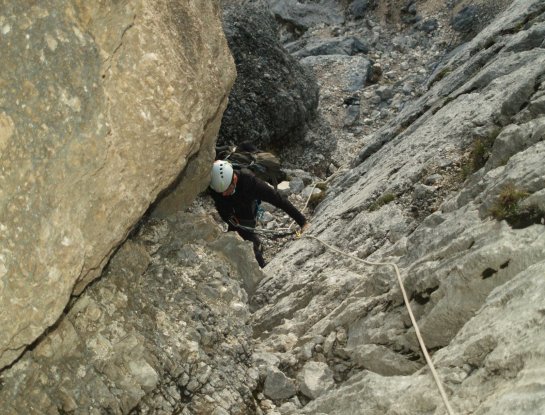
left=300, top=222, right=311, bottom=233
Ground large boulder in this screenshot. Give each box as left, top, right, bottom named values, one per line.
left=0, top=0, right=235, bottom=370
left=265, top=0, right=345, bottom=38
left=218, top=2, right=319, bottom=150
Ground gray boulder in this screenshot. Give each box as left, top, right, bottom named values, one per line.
left=297, top=361, right=335, bottom=399
left=266, top=0, right=345, bottom=34
left=219, top=2, right=319, bottom=149
left=264, top=367, right=297, bottom=400
left=349, top=0, right=375, bottom=19
left=290, top=36, right=369, bottom=59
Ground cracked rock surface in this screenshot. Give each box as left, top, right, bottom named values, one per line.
left=2, top=0, right=545, bottom=414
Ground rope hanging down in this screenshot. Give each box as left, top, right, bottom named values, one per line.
left=226, top=179, right=454, bottom=413
left=291, top=181, right=455, bottom=414
left=302, top=235, right=456, bottom=415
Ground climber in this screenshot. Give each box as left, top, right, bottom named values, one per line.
left=209, top=159, right=310, bottom=267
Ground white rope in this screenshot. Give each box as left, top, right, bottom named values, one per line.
left=304, top=234, right=456, bottom=415
left=282, top=180, right=454, bottom=413
left=288, top=183, right=318, bottom=231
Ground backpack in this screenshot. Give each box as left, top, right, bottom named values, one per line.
left=215, top=141, right=286, bottom=188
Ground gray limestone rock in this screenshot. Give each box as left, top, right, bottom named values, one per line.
left=254, top=1, right=545, bottom=413
left=266, top=0, right=345, bottom=33
left=485, top=117, right=545, bottom=170
left=219, top=2, right=319, bottom=149
left=0, top=0, right=235, bottom=371
left=297, top=361, right=335, bottom=399
left=291, top=36, right=369, bottom=59
left=289, top=177, right=306, bottom=194
left=0, top=213, right=261, bottom=414
left=4, top=0, right=545, bottom=414
left=351, top=344, right=421, bottom=376
left=263, top=367, right=297, bottom=400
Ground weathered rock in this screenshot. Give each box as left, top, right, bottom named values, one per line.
left=4, top=0, right=545, bottom=414
left=485, top=117, right=545, bottom=170
left=0, top=213, right=261, bottom=414
left=0, top=0, right=235, bottom=370
left=263, top=367, right=297, bottom=400
left=301, top=186, right=322, bottom=200
left=350, top=344, right=421, bottom=376
left=349, top=0, right=375, bottom=19
left=303, top=262, right=545, bottom=414
left=253, top=1, right=545, bottom=413
left=290, top=36, right=369, bottom=59
left=266, top=0, right=345, bottom=34
left=289, top=177, right=305, bottom=194
left=298, top=54, right=371, bottom=167
left=297, top=361, right=335, bottom=400
left=218, top=2, right=319, bottom=150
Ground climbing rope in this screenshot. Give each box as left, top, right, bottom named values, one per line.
left=283, top=179, right=455, bottom=414
left=228, top=180, right=455, bottom=412
left=301, top=234, right=456, bottom=415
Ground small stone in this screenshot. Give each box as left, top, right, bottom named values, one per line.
left=301, top=342, right=314, bottom=359
left=289, top=177, right=305, bottom=194
left=297, top=361, right=335, bottom=400
left=301, top=186, right=321, bottom=200
left=323, top=331, right=337, bottom=355
left=128, top=360, right=159, bottom=392
left=424, top=174, right=443, bottom=185
left=336, top=327, right=347, bottom=344
left=186, top=379, right=200, bottom=392
left=263, top=367, right=297, bottom=400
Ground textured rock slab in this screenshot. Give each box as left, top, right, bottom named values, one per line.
left=0, top=0, right=235, bottom=369
left=253, top=0, right=545, bottom=413
left=263, top=367, right=297, bottom=400
left=303, top=262, right=545, bottom=415
left=0, top=213, right=262, bottom=414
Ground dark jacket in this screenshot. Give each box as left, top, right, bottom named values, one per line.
left=211, top=170, right=306, bottom=228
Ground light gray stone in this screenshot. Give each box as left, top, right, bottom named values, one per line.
left=301, top=186, right=322, bottom=200
left=485, top=117, right=545, bottom=170
left=297, top=361, right=335, bottom=399
left=289, top=177, right=306, bottom=194
left=351, top=344, right=421, bottom=376
left=263, top=367, right=297, bottom=400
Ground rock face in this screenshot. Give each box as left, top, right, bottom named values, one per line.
left=218, top=2, right=319, bottom=150
left=0, top=213, right=262, bottom=414
left=4, top=0, right=545, bottom=414
left=252, top=0, right=545, bottom=413
left=0, top=1, right=235, bottom=370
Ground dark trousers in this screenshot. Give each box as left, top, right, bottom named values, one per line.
left=228, top=224, right=265, bottom=268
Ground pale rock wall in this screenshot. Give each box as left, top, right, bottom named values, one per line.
left=0, top=0, right=235, bottom=370
left=251, top=0, right=545, bottom=413
left=0, top=213, right=263, bottom=414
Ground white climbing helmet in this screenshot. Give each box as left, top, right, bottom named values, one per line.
left=210, top=160, right=234, bottom=192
